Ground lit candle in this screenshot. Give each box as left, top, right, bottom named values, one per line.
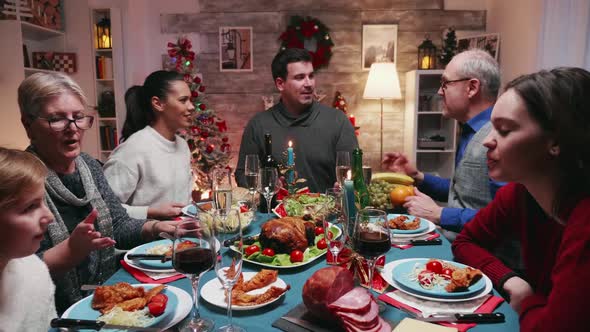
left=287, top=141, right=294, bottom=184
left=421, top=55, right=431, bottom=69
left=343, top=170, right=355, bottom=239
left=349, top=114, right=356, bottom=127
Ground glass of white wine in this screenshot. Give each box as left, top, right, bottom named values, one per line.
left=212, top=168, right=232, bottom=220
left=244, top=154, right=260, bottom=211
left=336, top=151, right=351, bottom=188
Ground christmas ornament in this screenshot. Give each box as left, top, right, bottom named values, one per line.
left=332, top=91, right=349, bottom=113
left=278, top=16, right=334, bottom=70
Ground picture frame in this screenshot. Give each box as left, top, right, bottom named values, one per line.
left=362, top=24, right=398, bottom=70
left=219, top=26, right=253, bottom=72
left=457, top=33, right=500, bottom=60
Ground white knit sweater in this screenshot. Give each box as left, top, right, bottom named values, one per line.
left=0, top=255, right=56, bottom=331
left=103, top=126, right=192, bottom=219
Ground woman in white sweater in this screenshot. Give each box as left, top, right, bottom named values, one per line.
left=104, top=71, right=194, bottom=220
left=0, top=148, right=56, bottom=330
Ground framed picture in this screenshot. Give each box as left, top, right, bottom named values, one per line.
left=219, top=26, right=253, bottom=72
left=457, top=33, right=500, bottom=60
left=362, top=24, right=398, bottom=70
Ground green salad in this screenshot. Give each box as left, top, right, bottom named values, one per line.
left=283, top=194, right=334, bottom=217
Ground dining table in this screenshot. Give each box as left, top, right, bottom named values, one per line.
left=103, top=212, right=520, bottom=332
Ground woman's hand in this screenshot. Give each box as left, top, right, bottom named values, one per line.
left=147, top=202, right=185, bottom=220
left=503, top=276, right=534, bottom=313
left=68, top=209, right=116, bottom=254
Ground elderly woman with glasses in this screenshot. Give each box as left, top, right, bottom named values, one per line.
left=18, top=72, right=177, bottom=313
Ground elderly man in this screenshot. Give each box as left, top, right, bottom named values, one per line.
left=384, top=49, right=505, bottom=236
left=235, top=48, right=358, bottom=193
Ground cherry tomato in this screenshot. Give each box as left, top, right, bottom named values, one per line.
left=150, top=294, right=168, bottom=304
left=315, top=226, right=324, bottom=236
left=239, top=204, right=249, bottom=213
left=290, top=250, right=304, bottom=263
left=148, top=301, right=166, bottom=316
left=316, top=238, right=327, bottom=250
left=441, top=268, right=454, bottom=279
left=327, top=231, right=334, bottom=240
left=262, top=248, right=275, bottom=256
left=425, top=260, right=443, bottom=274
left=245, top=245, right=260, bottom=256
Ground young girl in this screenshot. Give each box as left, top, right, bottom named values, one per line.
left=452, top=67, right=590, bottom=331
left=0, top=147, right=56, bottom=330
left=104, top=71, right=194, bottom=220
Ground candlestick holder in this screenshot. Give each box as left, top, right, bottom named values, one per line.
left=280, top=150, right=307, bottom=195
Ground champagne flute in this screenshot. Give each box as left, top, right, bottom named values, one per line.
left=212, top=168, right=233, bottom=220
left=212, top=209, right=245, bottom=332
left=172, top=219, right=216, bottom=332
left=244, top=154, right=260, bottom=211
left=336, top=151, right=351, bottom=188
left=257, top=167, right=280, bottom=215
left=323, top=189, right=346, bottom=265
left=353, top=208, right=390, bottom=295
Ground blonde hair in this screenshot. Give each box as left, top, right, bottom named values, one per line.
left=0, top=147, right=47, bottom=210
left=18, top=72, right=88, bottom=120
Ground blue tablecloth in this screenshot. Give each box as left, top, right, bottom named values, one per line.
left=106, top=213, right=519, bottom=331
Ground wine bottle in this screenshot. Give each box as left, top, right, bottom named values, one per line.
left=262, top=132, right=278, bottom=168
left=352, top=148, right=370, bottom=209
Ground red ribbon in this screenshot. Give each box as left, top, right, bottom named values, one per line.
left=327, top=247, right=389, bottom=293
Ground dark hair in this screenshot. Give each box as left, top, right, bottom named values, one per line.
left=271, top=48, right=312, bottom=81
left=121, top=70, right=185, bottom=141
left=506, top=67, right=590, bottom=215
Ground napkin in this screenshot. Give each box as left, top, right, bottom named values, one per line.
left=378, top=290, right=504, bottom=332
left=120, top=260, right=185, bottom=284
left=392, top=232, right=440, bottom=250
left=393, top=318, right=458, bottom=332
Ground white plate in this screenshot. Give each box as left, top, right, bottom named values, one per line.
left=200, top=272, right=288, bottom=310
left=390, top=218, right=436, bottom=238
left=61, top=284, right=192, bottom=331
left=381, top=258, right=493, bottom=302
left=124, top=239, right=221, bottom=274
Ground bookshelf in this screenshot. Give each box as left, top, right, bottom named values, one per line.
left=90, top=8, right=125, bottom=162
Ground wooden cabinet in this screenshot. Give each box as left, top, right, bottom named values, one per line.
left=403, top=70, right=458, bottom=179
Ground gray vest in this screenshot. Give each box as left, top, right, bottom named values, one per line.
left=448, top=122, right=493, bottom=209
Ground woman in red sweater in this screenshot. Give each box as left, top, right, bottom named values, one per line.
left=452, top=67, right=590, bottom=331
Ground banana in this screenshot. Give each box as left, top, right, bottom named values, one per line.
left=372, top=172, right=414, bottom=186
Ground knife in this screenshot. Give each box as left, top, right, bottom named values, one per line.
left=223, top=235, right=259, bottom=247
left=281, top=316, right=334, bottom=332
left=126, top=254, right=170, bottom=262
left=392, top=238, right=442, bottom=246
left=419, top=312, right=505, bottom=323
left=51, top=318, right=161, bottom=331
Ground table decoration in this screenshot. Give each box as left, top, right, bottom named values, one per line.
left=327, top=247, right=388, bottom=293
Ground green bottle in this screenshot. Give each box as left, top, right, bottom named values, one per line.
left=352, top=148, right=370, bottom=209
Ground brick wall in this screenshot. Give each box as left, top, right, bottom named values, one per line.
left=161, top=0, right=485, bottom=170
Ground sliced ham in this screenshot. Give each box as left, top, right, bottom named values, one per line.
left=336, top=300, right=379, bottom=328
left=302, top=266, right=355, bottom=320
left=342, top=316, right=384, bottom=332
left=328, top=287, right=372, bottom=314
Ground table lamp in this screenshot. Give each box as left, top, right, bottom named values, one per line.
left=363, top=62, right=402, bottom=161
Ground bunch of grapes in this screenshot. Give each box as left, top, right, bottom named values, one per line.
left=368, top=180, right=396, bottom=210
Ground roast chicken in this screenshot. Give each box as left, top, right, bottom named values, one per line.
left=259, top=217, right=315, bottom=253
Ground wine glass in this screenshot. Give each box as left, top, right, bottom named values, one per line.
left=172, top=219, right=216, bottom=332
left=212, top=168, right=233, bottom=219
left=353, top=208, right=390, bottom=295
left=257, top=167, right=280, bottom=215
left=323, top=189, right=346, bottom=265
left=244, top=154, right=260, bottom=211
left=335, top=151, right=351, bottom=188
left=212, top=209, right=245, bottom=332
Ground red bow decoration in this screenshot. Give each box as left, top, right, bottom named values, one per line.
left=216, top=120, right=227, bottom=132
left=327, top=247, right=389, bottom=293
left=301, top=20, right=317, bottom=38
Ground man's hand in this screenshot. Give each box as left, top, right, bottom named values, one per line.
left=403, top=187, right=443, bottom=223
left=69, top=209, right=116, bottom=254
left=382, top=152, right=424, bottom=183
left=148, top=202, right=184, bottom=220
left=503, top=276, right=534, bottom=313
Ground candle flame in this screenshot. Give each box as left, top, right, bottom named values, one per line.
left=346, top=170, right=352, bottom=180
left=288, top=140, right=292, bottom=147
left=202, top=190, right=211, bottom=200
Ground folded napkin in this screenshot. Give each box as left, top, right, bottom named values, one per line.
left=120, top=260, right=185, bottom=284
left=392, top=232, right=440, bottom=250
left=378, top=290, right=504, bottom=332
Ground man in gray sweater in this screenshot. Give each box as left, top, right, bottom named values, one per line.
left=235, top=48, right=358, bottom=193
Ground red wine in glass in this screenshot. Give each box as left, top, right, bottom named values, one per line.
left=354, top=230, right=391, bottom=258
left=173, top=247, right=214, bottom=275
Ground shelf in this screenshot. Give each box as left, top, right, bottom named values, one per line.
left=417, top=149, right=455, bottom=153
left=21, top=21, right=64, bottom=41
left=95, top=48, right=112, bottom=53
left=96, top=79, right=114, bottom=82
left=418, top=111, right=444, bottom=114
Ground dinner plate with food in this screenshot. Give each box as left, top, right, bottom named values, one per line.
left=273, top=192, right=334, bottom=218
left=201, top=270, right=290, bottom=310
left=388, top=215, right=436, bottom=238
left=382, top=258, right=492, bottom=302
left=60, top=283, right=191, bottom=331
left=230, top=217, right=341, bottom=269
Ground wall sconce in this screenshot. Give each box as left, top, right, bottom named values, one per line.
left=96, top=16, right=112, bottom=49
left=418, top=35, right=437, bottom=69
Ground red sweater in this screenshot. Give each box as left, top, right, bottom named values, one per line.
left=452, top=182, right=590, bottom=331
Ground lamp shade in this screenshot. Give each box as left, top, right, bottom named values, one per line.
left=363, top=62, right=402, bottom=100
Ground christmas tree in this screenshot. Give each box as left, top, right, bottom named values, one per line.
left=165, top=37, right=231, bottom=194
left=332, top=91, right=348, bottom=113
left=439, top=27, right=458, bottom=67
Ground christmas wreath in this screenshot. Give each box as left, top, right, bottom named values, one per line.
left=279, top=15, right=334, bottom=69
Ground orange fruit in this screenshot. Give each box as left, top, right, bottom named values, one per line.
left=390, top=185, right=414, bottom=206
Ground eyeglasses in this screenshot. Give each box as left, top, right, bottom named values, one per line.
left=37, top=115, right=95, bottom=131
left=440, top=77, right=472, bottom=90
